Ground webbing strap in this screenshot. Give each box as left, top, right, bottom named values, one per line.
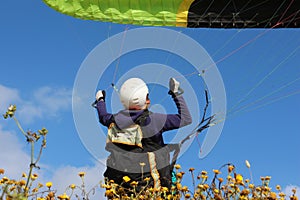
left=147, top=152, right=161, bottom=190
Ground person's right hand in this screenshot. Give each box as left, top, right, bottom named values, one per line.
left=169, top=78, right=180, bottom=94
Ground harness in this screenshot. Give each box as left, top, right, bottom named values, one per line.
left=104, top=90, right=215, bottom=190
left=105, top=110, right=175, bottom=189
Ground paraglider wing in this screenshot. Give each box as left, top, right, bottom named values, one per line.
left=42, top=0, right=189, bottom=27
left=43, top=0, right=299, bottom=28
left=188, top=0, right=300, bottom=28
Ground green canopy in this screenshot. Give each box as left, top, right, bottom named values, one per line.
left=43, top=0, right=300, bottom=28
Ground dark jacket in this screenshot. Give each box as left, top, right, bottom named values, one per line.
left=96, top=94, right=192, bottom=188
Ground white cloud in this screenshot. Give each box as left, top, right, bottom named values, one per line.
left=283, top=185, right=300, bottom=199
left=0, top=125, right=30, bottom=178
left=33, top=86, right=71, bottom=115
left=0, top=84, right=72, bottom=124
left=19, top=86, right=72, bottom=123
left=0, top=84, right=21, bottom=114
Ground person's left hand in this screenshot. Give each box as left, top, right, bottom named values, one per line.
left=96, top=90, right=106, bottom=102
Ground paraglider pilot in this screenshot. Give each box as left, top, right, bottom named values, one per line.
left=94, top=77, right=192, bottom=190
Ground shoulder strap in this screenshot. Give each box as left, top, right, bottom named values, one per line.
left=134, top=109, right=152, bottom=125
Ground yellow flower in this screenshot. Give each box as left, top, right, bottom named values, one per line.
left=290, top=196, right=298, bottom=200
left=105, top=184, right=112, bottom=190
left=46, top=182, right=52, bottom=189
left=269, top=192, right=277, bottom=200
left=228, top=165, right=234, bottom=173
left=174, top=164, right=181, bottom=170
left=70, top=184, right=76, bottom=190
left=122, top=176, right=131, bottom=183
left=240, top=189, right=250, bottom=196
left=78, top=172, right=85, bottom=177
left=22, top=173, right=27, bottom=178
left=265, top=176, right=271, bottom=180
left=8, top=105, right=16, bottom=112
left=235, top=174, right=243, bottom=184
left=176, top=172, right=183, bottom=179
left=185, top=193, right=191, bottom=198
left=213, top=189, right=219, bottom=194
left=105, top=189, right=114, bottom=198
left=197, top=184, right=204, bottom=189
left=31, top=173, right=38, bottom=181
left=58, top=193, right=70, bottom=200
left=189, top=168, right=195, bottom=172
left=201, top=175, right=208, bottom=180
left=176, top=183, right=182, bottom=190
left=19, top=180, right=26, bottom=186
left=201, top=170, right=208, bottom=175
left=130, top=181, right=138, bottom=186
left=203, top=184, right=209, bottom=190
left=181, top=186, right=189, bottom=192
left=6, top=180, right=14, bottom=185
left=144, top=177, right=150, bottom=182
left=213, top=169, right=221, bottom=174
left=32, top=187, right=39, bottom=193
left=109, top=179, right=114, bottom=183
left=278, top=192, right=286, bottom=197
left=264, top=186, right=271, bottom=192
left=0, top=169, right=4, bottom=174
left=2, top=177, right=9, bottom=182
left=245, top=160, right=251, bottom=168
left=47, top=192, right=55, bottom=198
left=38, top=127, right=48, bottom=136
left=276, top=185, right=281, bottom=191
left=9, top=186, right=16, bottom=192
left=5, top=105, right=16, bottom=118
left=162, top=187, right=169, bottom=192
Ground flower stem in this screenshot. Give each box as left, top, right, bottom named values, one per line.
left=12, top=116, right=27, bottom=138
left=25, top=141, right=35, bottom=193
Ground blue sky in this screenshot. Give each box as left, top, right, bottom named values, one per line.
left=1, top=0, right=300, bottom=198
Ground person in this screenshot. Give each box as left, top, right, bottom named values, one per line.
left=94, top=77, right=192, bottom=190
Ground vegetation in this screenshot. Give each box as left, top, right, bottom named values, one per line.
left=1, top=105, right=298, bottom=199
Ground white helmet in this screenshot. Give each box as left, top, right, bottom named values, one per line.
left=119, top=78, right=149, bottom=109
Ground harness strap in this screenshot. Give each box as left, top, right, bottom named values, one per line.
left=147, top=152, right=161, bottom=190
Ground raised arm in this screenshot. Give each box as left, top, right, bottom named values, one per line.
left=95, top=90, right=114, bottom=127
left=163, top=78, right=192, bottom=130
